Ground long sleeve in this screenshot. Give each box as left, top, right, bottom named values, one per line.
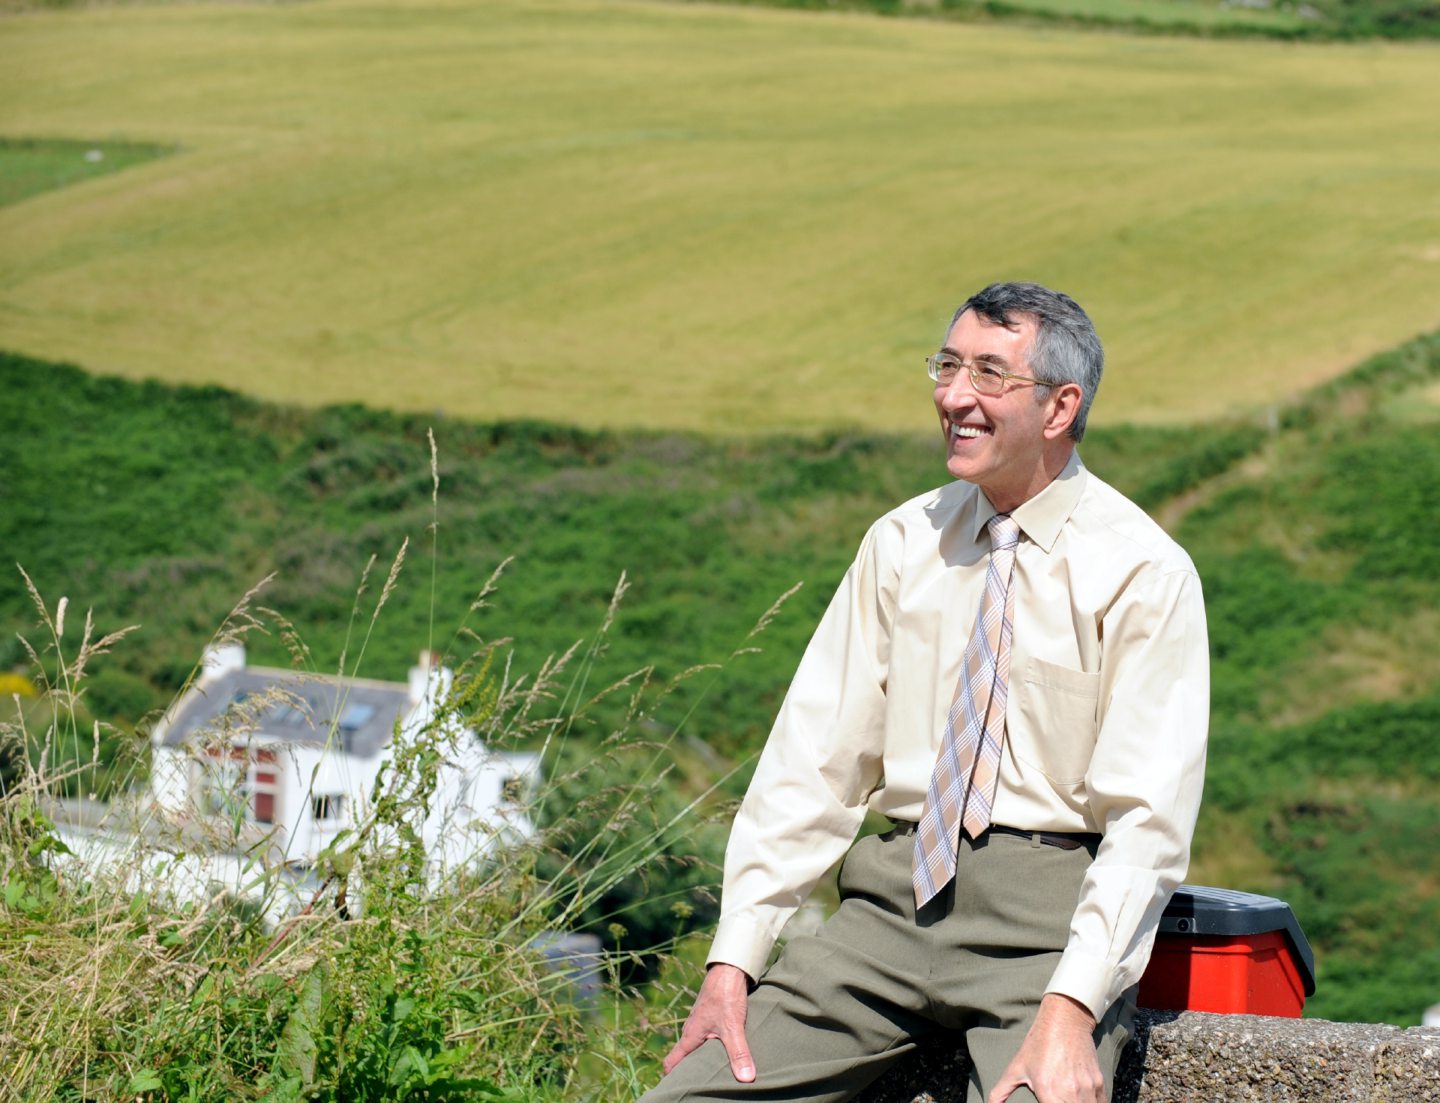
left=706, top=522, right=895, bottom=980
left=1045, top=565, right=1210, bottom=1018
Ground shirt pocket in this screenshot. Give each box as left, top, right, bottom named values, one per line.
left=1009, top=657, right=1101, bottom=785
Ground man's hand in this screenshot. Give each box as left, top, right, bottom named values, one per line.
left=662, top=963, right=757, bottom=1083
left=988, top=993, right=1105, bottom=1103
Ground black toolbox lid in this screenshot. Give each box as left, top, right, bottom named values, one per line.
left=1160, top=884, right=1316, bottom=997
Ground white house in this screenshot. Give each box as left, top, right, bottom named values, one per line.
left=147, top=643, right=540, bottom=888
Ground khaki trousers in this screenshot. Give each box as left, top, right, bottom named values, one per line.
left=641, top=825, right=1135, bottom=1103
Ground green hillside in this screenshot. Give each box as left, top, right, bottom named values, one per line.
left=4, top=330, right=1439, bottom=1025
left=704, top=0, right=1440, bottom=41
left=3, top=0, right=1440, bottom=433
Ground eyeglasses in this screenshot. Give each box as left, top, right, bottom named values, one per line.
left=926, top=354, right=1049, bottom=394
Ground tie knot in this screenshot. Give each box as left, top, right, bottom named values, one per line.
left=987, top=513, right=1021, bottom=550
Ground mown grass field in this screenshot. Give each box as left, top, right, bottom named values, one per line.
left=3, top=0, right=1439, bottom=432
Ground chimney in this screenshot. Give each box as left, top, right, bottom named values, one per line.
left=408, top=649, right=441, bottom=705
left=200, top=642, right=246, bottom=683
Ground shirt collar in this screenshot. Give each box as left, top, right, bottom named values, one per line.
left=967, top=450, right=1087, bottom=554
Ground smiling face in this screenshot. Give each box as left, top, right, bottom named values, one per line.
left=933, top=309, right=1081, bottom=512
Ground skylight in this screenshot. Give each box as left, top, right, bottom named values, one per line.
left=338, top=702, right=376, bottom=733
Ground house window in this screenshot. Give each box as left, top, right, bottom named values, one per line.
left=198, top=746, right=281, bottom=826
left=198, top=751, right=245, bottom=819
left=502, top=775, right=526, bottom=805
left=248, top=750, right=281, bottom=825
left=312, top=794, right=346, bottom=824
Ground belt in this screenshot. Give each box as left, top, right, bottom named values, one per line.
left=887, top=821, right=1101, bottom=851
left=986, top=824, right=1102, bottom=851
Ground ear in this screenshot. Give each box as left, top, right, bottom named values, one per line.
left=1042, top=382, right=1084, bottom=441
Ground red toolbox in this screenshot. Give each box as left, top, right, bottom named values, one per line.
left=1138, top=885, right=1316, bottom=1017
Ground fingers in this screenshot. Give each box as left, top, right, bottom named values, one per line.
left=661, top=1033, right=700, bottom=1077
left=987, top=1071, right=1024, bottom=1103
left=987, top=1065, right=1105, bottom=1103
left=989, top=1062, right=1105, bottom=1103
left=722, top=1025, right=756, bottom=1083
left=659, top=1042, right=694, bottom=1077
left=986, top=1030, right=1105, bottom=1102
left=661, top=964, right=756, bottom=1083
left=660, top=1018, right=756, bottom=1082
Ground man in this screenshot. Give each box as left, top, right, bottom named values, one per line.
left=644, top=282, right=1208, bottom=1103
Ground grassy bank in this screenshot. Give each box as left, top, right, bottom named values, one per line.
left=691, top=0, right=1440, bottom=41
left=3, top=0, right=1440, bottom=432
left=4, top=331, right=1440, bottom=1028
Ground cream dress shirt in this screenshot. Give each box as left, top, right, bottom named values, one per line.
left=707, top=451, right=1209, bottom=1020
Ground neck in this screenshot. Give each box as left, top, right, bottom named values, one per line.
left=985, top=443, right=1075, bottom=514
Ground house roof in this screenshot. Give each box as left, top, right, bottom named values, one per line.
left=158, top=667, right=411, bottom=758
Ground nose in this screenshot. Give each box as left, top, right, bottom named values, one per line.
left=938, top=372, right=980, bottom=414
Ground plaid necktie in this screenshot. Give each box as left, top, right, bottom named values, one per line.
left=912, top=512, right=1022, bottom=908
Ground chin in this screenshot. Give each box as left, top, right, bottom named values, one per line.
left=945, top=456, right=976, bottom=483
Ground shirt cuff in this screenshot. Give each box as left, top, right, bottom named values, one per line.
left=1044, top=946, right=1115, bottom=1023
left=706, top=914, right=780, bottom=983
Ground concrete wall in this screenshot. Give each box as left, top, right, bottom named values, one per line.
left=857, top=1011, right=1440, bottom=1102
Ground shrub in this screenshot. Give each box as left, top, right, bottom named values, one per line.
left=0, top=556, right=729, bottom=1102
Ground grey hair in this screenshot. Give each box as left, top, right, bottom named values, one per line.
left=948, top=281, right=1103, bottom=442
